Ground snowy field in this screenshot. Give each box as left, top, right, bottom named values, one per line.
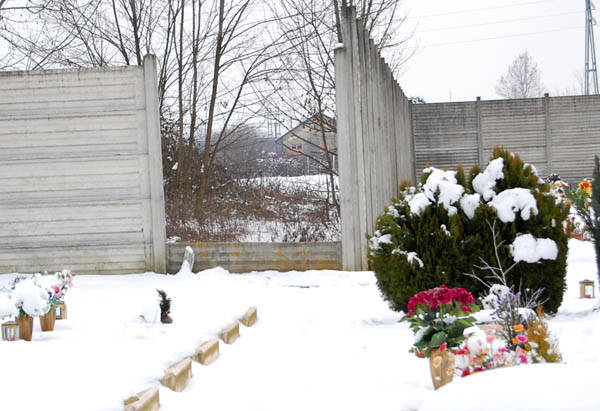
left=1, top=239, right=599, bottom=411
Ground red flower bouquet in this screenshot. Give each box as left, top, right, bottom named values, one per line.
left=402, top=285, right=480, bottom=357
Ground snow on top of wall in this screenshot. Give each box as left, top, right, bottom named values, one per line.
left=489, top=188, right=538, bottom=222
left=472, top=157, right=504, bottom=201
left=510, top=234, right=558, bottom=263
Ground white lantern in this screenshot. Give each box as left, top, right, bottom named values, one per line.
left=1, top=321, right=20, bottom=341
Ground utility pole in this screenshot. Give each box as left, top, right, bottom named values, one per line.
left=585, top=0, right=599, bottom=94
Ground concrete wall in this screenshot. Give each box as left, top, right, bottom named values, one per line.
left=334, top=6, right=415, bottom=271
left=412, top=95, right=600, bottom=182
left=0, top=55, right=166, bottom=274
left=167, top=242, right=341, bottom=274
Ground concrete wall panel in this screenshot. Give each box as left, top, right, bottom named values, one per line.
left=0, top=56, right=166, bottom=274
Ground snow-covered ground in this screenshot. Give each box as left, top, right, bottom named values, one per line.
left=247, top=174, right=338, bottom=196
left=1, top=239, right=598, bottom=410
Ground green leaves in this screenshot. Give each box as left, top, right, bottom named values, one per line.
left=430, top=331, right=447, bottom=347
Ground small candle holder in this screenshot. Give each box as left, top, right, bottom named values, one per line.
left=579, top=280, right=595, bottom=298
left=1, top=321, right=20, bottom=341
left=56, top=302, right=67, bottom=320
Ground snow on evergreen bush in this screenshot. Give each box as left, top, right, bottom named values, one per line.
left=369, top=147, right=569, bottom=313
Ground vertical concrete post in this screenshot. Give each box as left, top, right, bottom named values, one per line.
left=335, top=6, right=417, bottom=270
left=335, top=7, right=358, bottom=270
left=349, top=12, right=369, bottom=270
left=544, top=93, right=553, bottom=174
left=476, top=96, right=484, bottom=165
left=143, top=55, right=167, bottom=273
left=409, top=100, right=417, bottom=184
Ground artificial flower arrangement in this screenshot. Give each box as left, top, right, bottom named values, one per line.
left=565, top=216, right=583, bottom=235
left=454, top=323, right=532, bottom=377
left=4, top=270, right=73, bottom=317
left=455, top=287, right=562, bottom=378
left=10, top=275, right=51, bottom=317
left=40, top=269, right=73, bottom=308
left=401, top=285, right=480, bottom=357
left=546, top=174, right=571, bottom=205
left=565, top=179, right=592, bottom=209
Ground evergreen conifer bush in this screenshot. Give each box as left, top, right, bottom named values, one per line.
left=369, top=147, right=569, bottom=313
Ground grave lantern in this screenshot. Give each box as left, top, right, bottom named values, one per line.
left=56, top=302, right=67, bottom=320
left=1, top=321, right=20, bottom=341
left=579, top=280, right=595, bottom=298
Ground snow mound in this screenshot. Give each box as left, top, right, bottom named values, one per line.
left=418, top=363, right=600, bottom=411
left=422, top=168, right=464, bottom=216
left=135, top=289, right=161, bottom=324
left=0, top=293, right=18, bottom=318
left=510, top=234, right=558, bottom=263
left=472, top=157, right=504, bottom=201
left=489, top=188, right=538, bottom=222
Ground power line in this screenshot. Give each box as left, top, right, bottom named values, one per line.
left=413, top=10, right=582, bottom=34
left=424, top=25, right=580, bottom=48
left=412, top=0, right=566, bottom=19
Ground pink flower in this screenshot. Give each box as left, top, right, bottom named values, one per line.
left=52, top=285, right=62, bottom=297
left=486, top=335, right=496, bottom=344
left=516, top=335, right=528, bottom=344
left=519, top=355, right=528, bottom=364
left=498, top=347, right=508, bottom=353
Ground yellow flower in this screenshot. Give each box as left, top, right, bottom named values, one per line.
left=513, top=324, right=524, bottom=333
left=446, top=368, right=453, bottom=376
left=432, top=356, right=442, bottom=368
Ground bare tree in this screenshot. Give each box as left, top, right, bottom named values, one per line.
left=557, top=70, right=586, bottom=96
left=252, top=0, right=412, bottom=216
left=495, top=51, right=545, bottom=99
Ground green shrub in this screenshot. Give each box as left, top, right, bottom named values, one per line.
left=369, top=147, right=569, bottom=313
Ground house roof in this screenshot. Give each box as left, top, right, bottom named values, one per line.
left=274, top=114, right=336, bottom=144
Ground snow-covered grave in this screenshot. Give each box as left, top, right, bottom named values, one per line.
left=1, top=239, right=599, bottom=411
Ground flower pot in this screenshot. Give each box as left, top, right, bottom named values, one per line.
left=429, top=348, right=455, bottom=390
left=40, top=307, right=56, bottom=332
left=568, top=232, right=584, bottom=241
left=17, top=315, right=33, bottom=342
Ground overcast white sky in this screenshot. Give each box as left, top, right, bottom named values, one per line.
left=397, top=0, right=591, bottom=103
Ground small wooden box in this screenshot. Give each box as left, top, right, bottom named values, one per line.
left=56, top=302, right=67, bottom=320
left=1, top=321, right=19, bottom=341
left=579, top=280, right=595, bottom=298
